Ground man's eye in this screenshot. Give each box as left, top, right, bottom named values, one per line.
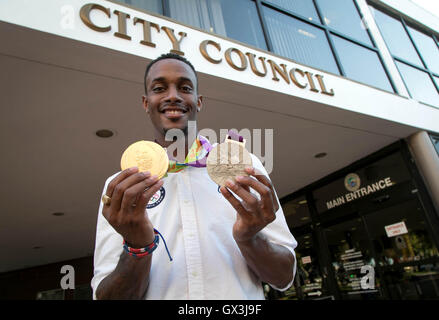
left=152, top=86, right=164, bottom=92
left=181, top=86, right=193, bottom=92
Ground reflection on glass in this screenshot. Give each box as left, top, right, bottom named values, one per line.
left=373, top=8, right=422, bottom=67
left=396, top=61, right=439, bottom=107
left=36, top=288, right=65, bottom=300
left=282, top=196, right=311, bottom=228
left=313, top=152, right=410, bottom=214
left=408, top=26, right=439, bottom=74
left=168, top=0, right=267, bottom=50
left=264, top=0, right=320, bottom=22
left=365, top=199, right=439, bottom=299
left=263, top=6, right=339, bottom=74
left=325, top=218, right=383, bottom=299
left=219, top=0, right=267, bottom=49
left=366, top=200, right=439, bottom=266
left=269, top=232, right=328, bottom=300
left=294, top=233, right=327, bottom=300
left=119, top=0, right=163, bottom=14
left=316, top=0, right=371, bottom=46
left=168, top=0, right=212, bottom=31
left=332, top=36, right=392, bottom=91
left=384, top=262, right=439, bottom=299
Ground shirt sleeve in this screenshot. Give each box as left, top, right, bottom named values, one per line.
left=90, top=172, right=124, bottom=300
left=250, top=154, right=298, bottom=292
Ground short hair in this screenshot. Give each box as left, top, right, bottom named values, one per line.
left=143, top=53, right=198, bottom=94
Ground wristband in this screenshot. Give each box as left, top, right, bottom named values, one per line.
left=123, top=228, right=173, bottom=261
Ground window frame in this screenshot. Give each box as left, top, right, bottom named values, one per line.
left=369, top=1, right=439, bottom=103
left=111, top=0, right=397, bottom=92
left=256, top=0, right=397, bottom=92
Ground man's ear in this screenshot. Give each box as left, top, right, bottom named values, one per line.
left=142, top=95, right=149, bottom=113
left=197, top=95, right=203, bottom=112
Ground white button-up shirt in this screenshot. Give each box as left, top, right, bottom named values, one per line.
left=91, top=153, right=297, bottom=300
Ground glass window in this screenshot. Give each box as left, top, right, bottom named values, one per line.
left=325, top=218, right=384, bottom=299
left=218, top=0, right=267, bottom=50
left=373, top=9, right=423, bottom=67
left=264, top=0, right=320, bottom=23
left=365, top=200, right=439, bottom=267
left=332, top=36, right=393, bottom=92
left=168, top=0, right=267, bottom=50
left=408, top=26, right=439, bottom=74
left=168, top=0, right=211, bottom=30
left=119, top=0, right=163, bottom=14
left=36, top=288, right=65, bottom=300
left=316, top=0, right=371, bottom=46
left=313, top=152, right=411, bottom=214
left=431, top=135, right=439, bottom=156
left=263, top=6, right=339, bottom=74
left=282, top=196, right=311, bottom=228
left=294, top=233, right=329, bottom=300
left=396, top=61, right=439, bottom=107
left=364, top=199, right=439, bottom=299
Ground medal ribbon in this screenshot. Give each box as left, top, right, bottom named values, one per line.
left=166, top=135, right=213, bottom=174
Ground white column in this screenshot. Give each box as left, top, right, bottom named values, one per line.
left=406, top=131, right=439, bottom=214
left=355, top=0, right=410, bottom=97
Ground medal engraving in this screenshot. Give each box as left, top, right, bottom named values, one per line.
left=207, top=139, right=253, bottom=186
left=121, top=141, right=169, bottom=178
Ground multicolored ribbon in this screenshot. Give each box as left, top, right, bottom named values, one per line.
left=166, top=135, right=213, bottom=174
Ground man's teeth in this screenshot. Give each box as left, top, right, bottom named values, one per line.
left=166, top=110, right=183, bottom=114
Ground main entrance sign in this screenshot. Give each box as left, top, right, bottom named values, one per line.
left=327, top=175, right=393, bottom=210
left=79, top=3, right=335, bottom=96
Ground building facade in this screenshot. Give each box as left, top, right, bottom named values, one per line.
left=0, top=0, right=438, bottom=300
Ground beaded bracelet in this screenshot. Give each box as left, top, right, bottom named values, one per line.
left=123, top=228, right=173, bottom=261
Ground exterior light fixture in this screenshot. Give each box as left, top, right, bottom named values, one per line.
left=314, top=152, right=327, bottom=158
left=96, top=129, right=114, bottom=138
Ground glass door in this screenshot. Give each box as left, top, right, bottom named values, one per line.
left=363, top=198, right=439, bottom=299
left=293, top=232, right=334, bottom=300
left=323, top=216, right=384, bottom=300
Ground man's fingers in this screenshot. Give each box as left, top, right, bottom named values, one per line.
left=120, top=175, right=159, bottom=212
left=245, top=167, right=272, bottom=189
left=235, top=175, right=271, bottom=200
left=108, top=171, right=150, bottom=211
left=136, top=179, right=164, bottom=213
left=225, top=179, right=259, bottom=211
left=105, top=167, right=139, bottom=197
left=244, top=167, right=280, bottom=212
left=220, top=186, right=248, bottom=217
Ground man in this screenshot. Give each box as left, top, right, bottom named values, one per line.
left=91, top=53, right=297, bottom=299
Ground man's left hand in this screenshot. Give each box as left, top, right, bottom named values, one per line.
left=220, top=167, right=280, bottom=243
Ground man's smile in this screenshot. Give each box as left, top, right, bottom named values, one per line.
left=160, top=106, right=188, bottom=120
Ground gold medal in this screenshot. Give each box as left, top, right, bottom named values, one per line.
left=120, top=141, right=169, bottom=178
left=206, top=136, right=253, bottom=186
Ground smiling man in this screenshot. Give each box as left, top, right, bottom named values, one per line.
left=91, top=53, right=297, bottom=300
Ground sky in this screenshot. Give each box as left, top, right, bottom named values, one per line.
left=410, top=0, right=439, bottom=19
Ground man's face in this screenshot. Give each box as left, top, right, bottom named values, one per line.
left=143, top=59, right=202, bottom=137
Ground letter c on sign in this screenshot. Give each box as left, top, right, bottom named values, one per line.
left=80, top=3, right=111, bottom=32
left=200, top=40, right=222, bottom=64
left=289, top=68, right=308, bottom=89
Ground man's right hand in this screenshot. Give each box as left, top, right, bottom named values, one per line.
left=102, top=167, right=164, bottom=248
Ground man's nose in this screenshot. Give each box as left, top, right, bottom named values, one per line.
left=165, top=85, right=183, bottom=103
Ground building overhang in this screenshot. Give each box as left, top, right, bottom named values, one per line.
left=0, top=0, right=438, bottom=272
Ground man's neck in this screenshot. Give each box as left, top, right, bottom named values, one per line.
left=155, top=132, right=198, bottom=162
